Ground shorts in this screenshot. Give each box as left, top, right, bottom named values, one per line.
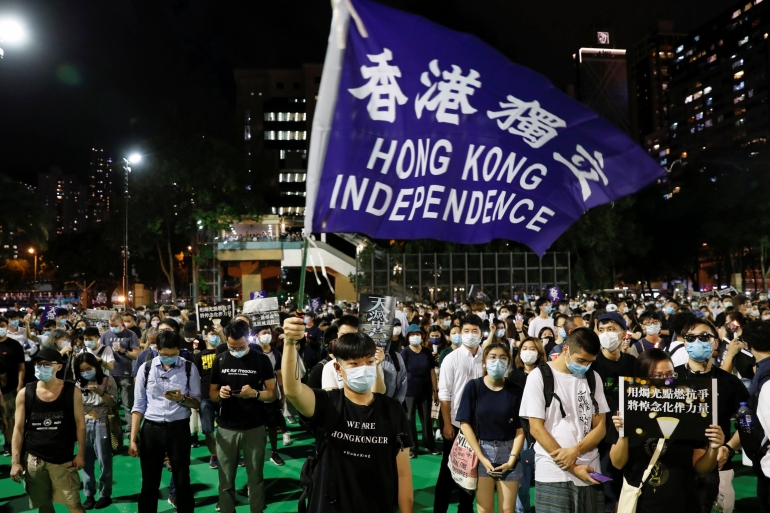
left=535, top=480, right=605, bottom=513
left=24, top=453, right=82, bottom=508
left=264, top=401, right=287, bottom=430
left=3, top=391, right=17, bottom=419
left=199, top=399, right=218, bottom=435
left=478, top=439, right=524, bottom=482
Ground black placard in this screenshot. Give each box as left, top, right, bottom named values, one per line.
left=195, top=302, right=236, bottom=331
left=358, top=294, right=397, bottom=353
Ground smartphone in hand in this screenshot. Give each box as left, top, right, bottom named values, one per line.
left=588, top=472, right=613, bottom=483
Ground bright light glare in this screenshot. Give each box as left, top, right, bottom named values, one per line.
left=128, top=153, right=142, bottom=164
left=117, top=296, right=126, bottom=302
left=0, top=19, right=26, bottom=43
left=27, top=247, right=34, bottom=254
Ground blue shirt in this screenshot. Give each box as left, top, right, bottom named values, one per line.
left=456, top=377, right=522, bottom=441
left=132, top=356, right=201, bottom=422
left=99, top=328, right=139, bottom=377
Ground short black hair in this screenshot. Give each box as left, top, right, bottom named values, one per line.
left=159, top=318, right=179, bottom=332
left=338, top=315, right=359, bottom=330
left=639, top=311, right=661, bottom=324
left=43, top=320, right=56, bottom=329
left=461, top=314, right=483, bottom=332
left=323, top=325, right=339, bottom=349
left=565, top=327, right=601, bottom=356
left=334, top=332, right=376, bottom=361
left=742, top=320, right=770, bottom=353
left=535, top=297, right=550, bottom=309
left=669, top=312, right=697, bottom=336
left=634, top=348, right=672, bottom=378
left=5, top=310, right=19, bottom=319
left=83, top=327, right=100, bottom=339
left=0, top=316, right=8, bottom=325
left=156, top=330, right=182, bottom=351
left=168, top=308, right=181, bottom=317
left=225, top=320, right=250, bottom=341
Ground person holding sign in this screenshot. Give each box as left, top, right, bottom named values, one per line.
left=609, top=349, right=725, bottom=513
left=281, top=316, right=413, bottom=513
left=519, top=328, right=610, bottom=513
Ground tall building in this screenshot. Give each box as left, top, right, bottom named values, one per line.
left=234, top=65, right=323, bottom=216
left=37, top=167, right=86, bottom=236
left=628, top=22, right=685, bottom=164
left=574, top=29, right=631, bottom=134
left=667, top=0, right=770, bottom=163
left=87, top=148, right=114, bottom=226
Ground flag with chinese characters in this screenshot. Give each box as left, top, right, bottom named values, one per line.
left=37, top=305, right=58, bottom=331
left=305, top=0, right=665, bottom=255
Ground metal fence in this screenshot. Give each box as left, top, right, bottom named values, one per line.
left=355, top=252, right=571, bottom=302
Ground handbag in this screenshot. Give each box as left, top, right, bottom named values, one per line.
left=617, top=438, right=665, bottom=513
left=104, top=377, right=124, bottom=452
left=447, top=431, right=479, bottom=494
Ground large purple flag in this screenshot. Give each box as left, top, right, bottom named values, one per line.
left=305, top=0, right=665, bottom=255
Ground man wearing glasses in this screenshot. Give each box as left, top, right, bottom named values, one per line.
left=674, top=318, right=749, bottom=513
left=629, top=311, right=664, bottom=357
left=10, top=348, right=86, bottom=513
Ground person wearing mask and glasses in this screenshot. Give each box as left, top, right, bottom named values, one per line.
left=629, top=312, right=664, bottom=357
left=610, top=349, right=725, bottom=513
left=401, top=324, right=439, bottom=458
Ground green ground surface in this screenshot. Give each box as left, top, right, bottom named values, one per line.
left=0, top=421, right=761, bottom=512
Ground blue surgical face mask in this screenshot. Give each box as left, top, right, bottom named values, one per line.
left=429, top=336, right=441, bottom=345
left=173, top=317, right=182, bottom=324
left=10, top=320, right=19, bottom=328
left=59, top=341, right=71, bottom=349
left=558, top=328, right=567, bottom=339
left=545, top=306, right=553, bottom=315
left=486, top=358, right=508, bottom=379
left=450, top=334, right=462, bottom=345
left=57, top=318, right=67, bottom=325
left=340, top=364, right=377, bottom=394
left=209, top=335, right=221, bottom=346
left=442, top=320, right=451, bottom=328
left=110, top=326, right=121, bottom=334
left=685, top=341, right=713, bottom=363
left=229, top=348, right=247, bottom=359
left=81, top=369, right=96, bottom=381
left=0, top=328, right=6, bottom=338
left=159, top=355, right=179, bottom=366
left=35, top=365, right=55, bottom=382
left=664, top=306, right=675, bottom=316
left=85, top=340, right=96, bottom=349
left=566, top=347, right=591, bottom=375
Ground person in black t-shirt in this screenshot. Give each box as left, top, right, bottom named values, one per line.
left=194, top=331, right=221, bottom=469
left=282, top=317, right=413, bottom=513
left=303, top=312, right=325, bottom=372
left=209, top=321, right=276, bottom=513
left=674, top=318, right=749, bottom=513
left=400, top=327, right=438, bottom=457
left=307, top=325, right=338, bottom=390
left=0, top=316, right=25, bottom=456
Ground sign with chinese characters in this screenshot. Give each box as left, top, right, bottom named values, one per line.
left=249, top=291, right=267, bottom=300
left=309, top=298, right=322, bottom=311
left=82, top=309, right=117, bottom=329
left=305, top=0, right=665, bottom=255
left=358, top=294, right=396, bottom=353
left=548, top=285, right=563, bottom=303
left=196, top=302, right=236, bottom=332
left=242, top=297, right=281, bottom=328
left=619, top=377, right=717, bottom=442
left=37, top=306, right=59, bottom=331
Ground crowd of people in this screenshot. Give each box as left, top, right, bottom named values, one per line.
left=2, top=291, right=770, bottom=513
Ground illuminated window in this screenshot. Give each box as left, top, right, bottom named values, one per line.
left=676, top=45, right=684, bottom=53
left=705, top=119, right=713, bottom=128
left=265, top=130, right=275, bottom=140
left=734, top=82, right=745, bottom=91
left=734, top=94, right=746, bottom=104
left=244, top=110, right=250, bottom=123
left=707, top=54, right=717, bottom=63
left=733, top=9, right=742, bottom=18
left=746, top=2, right=753, bottom=9
left=244, top=126, right=251, bottom=141
left=693, top=91, right=702, bottom=100
left=704, top=86, right=712, bottom=94
left=685, top=95, right=693, bottom=104
left=739, top=36, right=749, bottom=46
left=734, top=70, right=745, bottom=79
left=696, top=112, right=704, bottom=120
left=264, top=112, right=276, bottom=121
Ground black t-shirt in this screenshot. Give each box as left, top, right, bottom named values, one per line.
left=128, top=326, right=143, bottom=340
left=210, top=349, right=275, bottom=430
left=675, top=364, right=749, bottom=471
left=308, top=356, right=331, bottom=389
left=215, top=342, right=262, bottom=355
left=623, top=438, right=703, bottom=513
left=592, top=351, right=636, bottom=444
left=302, top=389, right=412, bottom=513
left=0, top=337, right=25, bottom=394
left=400, top=347, right=435, bottom=399
left=456, top=378, right=521, bottom=441
left=506, top=366, right=529, bottom=390
left=304, top=326, right=325, bottom=369
left=194, top=349, right=218, bottom=395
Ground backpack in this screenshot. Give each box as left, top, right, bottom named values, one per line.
left=297, top=389, right=408, bottom=513
left=738, top=368, right=770, bottom=470
left=666, top=343, right=685, bottom=357
left=23, top=381, right=77, bottom=453
left=143, top=353, right=192, bottom=392
left=520, top=363, right=599, bottom=448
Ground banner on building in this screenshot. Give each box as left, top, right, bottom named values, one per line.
left=358, top=294, right=396, bottom=353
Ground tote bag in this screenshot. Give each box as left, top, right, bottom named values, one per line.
left=447, top=431, right=479, bottom=494
left=617, top=438, right=665, bottom=513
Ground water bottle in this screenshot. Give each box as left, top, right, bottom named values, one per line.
left=711, top=493, right=725, bottom=512
left=737, top=401, right=754, bottom=434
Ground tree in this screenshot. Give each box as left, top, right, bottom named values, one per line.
left=0, top=175, right=54, bottom=249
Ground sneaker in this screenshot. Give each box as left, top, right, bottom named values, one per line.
left=270, top=452, right=285, bottom=466
left=285, top=415, right=298, bottom=425
left=209, top=456, right=219, bottom=469
left=435, top=429, right=443, bottom=441
left=168, top=494, right=177, bottom=509
left=190, top=435, right=201, bottom=448
left=431, top=449, right=441, bottom=456
left=238, top=457, right=245, bottom=467
left=215, top=505, right=220, bottom=512
left=94, top=497, right=112, bottom=509
left=409, top=452, right=417, bottom=459
left=3, top=444, right=10, bottom=457
left=282, top=432, right=293, bottom=447
left=83, top=497, right=96, bottom=510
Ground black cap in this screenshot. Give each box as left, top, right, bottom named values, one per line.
left=32, top=348, right=64, bottom=365
left=183, top=321, right=198, bottom=335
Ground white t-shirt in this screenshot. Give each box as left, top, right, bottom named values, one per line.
left=88, top=345, right=115, bottom=376
left=519, top=364, right=610, bottom=486
left=666, top=341, right=690, bottom=368
left=756, top=380, right=770, bottom=477
left=528, top=316, right=555, bottom=339
left=321, top=359, right=344, bottom=389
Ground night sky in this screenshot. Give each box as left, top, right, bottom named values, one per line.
left=0, top=0, right=734, bottom=184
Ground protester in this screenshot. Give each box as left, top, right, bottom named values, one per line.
left=303, top=312, right=325, bottom=371
left=11, top=348, right=86, bottom=513
left=45, top=329, right=77, bottom=380
left=610, top=349, right=725, bottom=513
left=528, top=298, right=555, bottom=339
left=457, top=341, right=525, bottom=513
left=209, top=320, right=276, bottom=513
left=0, top=315, right=25, bottom=456
left=75, top=352, right=118, bottom=509
left=193, top=329, right=220, bottom=468
left=100, top=312, right=140, bottom=435
left=629, top=311, right=664, bottom=356
left=438, top=325, right=462, bottom=366
left=307, top=325, right=337, bottom=389
left=83, top=327, right=114, bottom=375
left=123, top=312, right=143, bottom=340
left=519, top=327, right=610, bottom=512
left=321, top=315, right=360, bottom=390
left=435, top=314, right=486, bottom=513
left=130, top=329, right=201, bottom=512
left=742, top=320, right=770, bottom=511
left=401, top=325, right=439, bottom=458
left=281, top=316, right=414, bottom=513
left=255, top=324, right=292, bottom=465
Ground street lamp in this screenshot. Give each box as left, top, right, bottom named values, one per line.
left=122, top=153, right=141, bottom=310
left=28, top=247, right=36, bottom=283
left=0, top=18, right=26, bottom=58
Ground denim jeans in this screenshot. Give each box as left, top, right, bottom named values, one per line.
left=82, top=417, right=113, bottom=499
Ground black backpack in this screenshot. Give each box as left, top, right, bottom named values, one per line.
left=142, top=352, right=192, bottom=392
left=520, top=363, right=599, bottom=447
left=738, top=369, right=770, bottom=470
left=297, top=389, right=408, bottom=513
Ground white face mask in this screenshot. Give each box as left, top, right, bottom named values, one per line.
left=496, top=329, right=506, bottom=338
left=461, top=333, right=481, bottom=348
left=645, top=324, right=661, bottom=336
left=408, top=335, right=422, bottom=346
left=599, top=331, right=622, bottom=352
left=259, top=334, right=272, bottom=345
left=520, top=349, right=539, bottom=365
left=499, top=312, right=508, bottom=320
left=586, top=301, right=595, bottom=308
left=477, top=311, right=487, bottom=321
left=392, top=326, right=402, bottom=336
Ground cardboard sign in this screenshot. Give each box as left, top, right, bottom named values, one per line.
left=243, top=297, right=280, bottom=327
left=620, top=377, right=717, bottom=442
left=196, top=302, right=236, bottom=331
left=358, top=294, right=396, bottom=353
left=83, top=309, right=117, bottom=329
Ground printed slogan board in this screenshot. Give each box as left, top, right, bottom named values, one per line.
left=195, top=302, right=236, bottom=332
left=619, top=377, right=717, bottom=442
left=242, top=297, right=281, bottom=327
left=358, top=294, right=396, bottom=353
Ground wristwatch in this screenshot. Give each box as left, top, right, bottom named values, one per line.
left=256, top=390, right=261, bottom=400
left=724, top=444, right=736, bottom=460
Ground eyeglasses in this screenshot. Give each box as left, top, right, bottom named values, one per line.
left=650, top=372, right=678, bottom=379
left=34, top=363, right=55, bottom=369
left=642, top=320, right=661, bottom=326
left=683, top=333, right=715, bottom=343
